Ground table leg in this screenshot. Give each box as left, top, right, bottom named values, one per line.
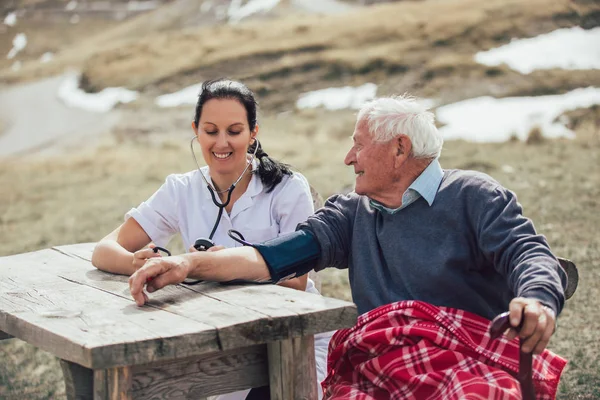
left=0, top=330, right=13, bottom=340
left=60, top=360, right=94, bottom=400
left=60, top=360, right=132, bottom=400
left=94, top=367, right=132, bottom=400
left=267, top=335, right=317, bottom=400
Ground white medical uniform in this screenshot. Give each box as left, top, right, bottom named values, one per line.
left=126, top=162, right=332, bottom=400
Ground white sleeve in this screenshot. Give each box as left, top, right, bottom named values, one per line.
left=273, top=173, right=315, bottom=236
left=125, top=174, right=181, bottom=247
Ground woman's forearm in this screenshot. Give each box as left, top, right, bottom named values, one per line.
left=92, top=240, right=136, bottom=276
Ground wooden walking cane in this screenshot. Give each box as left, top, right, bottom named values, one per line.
left=489, top=312, right=536, bottom=400
left=488, top=257, right=578, bottom=400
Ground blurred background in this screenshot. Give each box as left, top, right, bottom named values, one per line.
left=0, top=0, right=599, bottom=398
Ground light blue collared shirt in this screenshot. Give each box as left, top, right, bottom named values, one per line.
left=369, top=159, right=444, bottom=214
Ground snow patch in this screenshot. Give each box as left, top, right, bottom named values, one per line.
left=296, top=83, right=377, bottom=110
left=475, top=26, right=600, bottom=74
left=57, top=73, right=138, bottom=113
left=65, top=1, right=78, bottom=11
left=436, top=87, right=600, bottom=142
left=7, top=33, right=27, bottom=59
left=127, top=1, right=160, bottom=11
left=200, top=1, right=213, bottom=13
left=40, top=52, right=54, bottom=63
left=155, top=84, right=203, bottom=108
left=4, top=12, right=17, bottom=27
left=228, top=0, right=280, bottom=24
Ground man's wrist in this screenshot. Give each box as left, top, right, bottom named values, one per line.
left=185, top=252, right=208, bottom=279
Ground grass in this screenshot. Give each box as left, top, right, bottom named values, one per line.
left=2, top=0, right=599, bottom=109
left=1, top=0, right=599, bottom=397
left=1, top=106, right=599, bottom=398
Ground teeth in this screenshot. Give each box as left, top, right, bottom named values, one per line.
left=213, top=152, right=232, bottom=159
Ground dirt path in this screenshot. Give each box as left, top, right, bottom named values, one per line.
left=0, top=74, right=120, bottom=158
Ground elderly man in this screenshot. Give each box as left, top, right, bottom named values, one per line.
left=129, top=95, right=567, bottom=399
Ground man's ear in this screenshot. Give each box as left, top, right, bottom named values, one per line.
left=394, top=135, right=412, bottom=165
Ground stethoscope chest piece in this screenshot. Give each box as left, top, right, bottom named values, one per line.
left=194, top=238, right=215, bottom=251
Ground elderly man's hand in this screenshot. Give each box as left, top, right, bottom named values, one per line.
left=129, top=255, right=192, bottom=306
left=506, top=297, right=556, bottom=354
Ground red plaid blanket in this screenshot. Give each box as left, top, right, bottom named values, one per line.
left=322, top=301, right=566, bottom=400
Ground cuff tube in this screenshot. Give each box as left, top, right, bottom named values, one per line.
left=252, top=229, right=321, bottom=283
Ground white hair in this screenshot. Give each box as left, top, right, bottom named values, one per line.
left=357, top=95, right=443, bottom=159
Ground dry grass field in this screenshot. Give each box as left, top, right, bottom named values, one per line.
left=1, top=0, right=599, bottom=398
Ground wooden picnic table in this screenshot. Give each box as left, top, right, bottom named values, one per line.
left=0, top=243, right=357, bottom=400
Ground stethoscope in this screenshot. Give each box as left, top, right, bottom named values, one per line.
left=151, top=136, right=266, bottom=285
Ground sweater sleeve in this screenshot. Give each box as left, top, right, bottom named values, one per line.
left=475, top=183, right=567, bottom=316
left=297, top=193, right=357, bottom=271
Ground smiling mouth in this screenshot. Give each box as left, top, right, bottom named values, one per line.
left=213, top=152, right=232, bottom=159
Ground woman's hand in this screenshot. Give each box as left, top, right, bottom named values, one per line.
left=132, top=244, right=162, bottom=271
left=129, top=255, right=192, bottom=306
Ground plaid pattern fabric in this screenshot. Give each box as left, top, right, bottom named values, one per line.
left=322, top=301, right=566, bottom=400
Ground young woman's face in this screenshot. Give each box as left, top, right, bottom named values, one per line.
left=194, top=98, right=257, bottom=179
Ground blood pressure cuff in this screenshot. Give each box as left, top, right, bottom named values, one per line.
left=251, top=229, right=321, bottom=283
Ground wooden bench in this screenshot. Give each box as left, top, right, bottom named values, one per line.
left=0, top=243, right=357, bottom=400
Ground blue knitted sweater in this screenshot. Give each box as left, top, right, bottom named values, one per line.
left=301, top=169, right=566, bottom=319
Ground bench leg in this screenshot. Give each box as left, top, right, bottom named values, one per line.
left=267, top=335, right=317, bottom=400
left=60, top=360, right=132, bottom=400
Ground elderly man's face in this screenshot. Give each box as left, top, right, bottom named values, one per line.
left=344, top=120, right=397, bottom=199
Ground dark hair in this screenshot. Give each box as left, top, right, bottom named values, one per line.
left=194, top=78, right=291, bottom=193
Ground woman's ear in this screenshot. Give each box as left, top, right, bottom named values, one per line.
left=191, top=121, right=198, bottom=135
left=250, top=124, right=259, bottom=143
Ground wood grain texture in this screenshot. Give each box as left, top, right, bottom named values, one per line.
left=54, top=244, right=357, bottom=352
left=131, top=345, right=269, bottom=399
left=184, top=282, right=357, bottom=343
left=61, top=360, right=94, bottom=400
left=268, top=336, right=317, bottom=400
left=0, top=249, right=218, bottom=368
left=1, top=242, right=356, bottom=399
left=94, top=367, right=132, bottom=400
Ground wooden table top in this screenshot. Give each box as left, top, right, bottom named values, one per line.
left=0, top=243, right=357, bottom=370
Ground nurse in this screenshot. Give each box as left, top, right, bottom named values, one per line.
left=92, top=78, right=330, bottom=399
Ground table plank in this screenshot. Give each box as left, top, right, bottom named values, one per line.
left=1, top=245, right=357, bottom=369
left=192, top=284, right=357, bottom=337
left=51, top=249, right=303, bottom=351
left=55, top=243, right=357, bottom=349
left=0, top=249, right=219, bottom=368
left=58, top=243, right=358, bottom=333
left=131, top=345, right=269, bottom=399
